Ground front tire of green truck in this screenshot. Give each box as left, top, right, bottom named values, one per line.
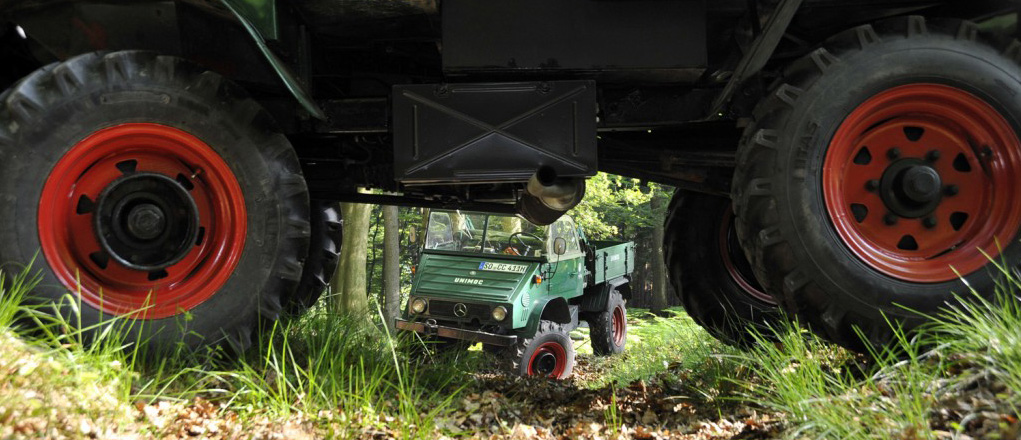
left=0, top=51, right=310, bottom=352
left=588, top=288, right=627, bottom=356
left=664, top=191, right=781, bottom=346
left=508, top=320, right=576, bottom=379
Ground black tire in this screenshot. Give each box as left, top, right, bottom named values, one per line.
left=482, top=343, right=503, bottom=355
left=588, top=288, right=628, bottom=355
left=0, top=51, right=310, bottom=351
left=665, top=191, right=781, bottom=346
left=284, top=200, right=342, bottom=315
left=732, top=17, right=1021, bottom=350
left=506, top=320, right=576, bottom=379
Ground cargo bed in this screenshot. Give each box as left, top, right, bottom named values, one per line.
left=589, top=241, right=635, bottom=285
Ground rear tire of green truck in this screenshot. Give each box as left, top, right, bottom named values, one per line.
left=0, top=51, right=310, bottom=352
left=508, top=320, right=576, bottom=379
left=588, top=288, right=627, bottom=355
left=664, top=191, right=781, bottom=346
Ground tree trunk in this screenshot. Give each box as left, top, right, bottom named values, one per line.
left=419, top=208, right=431, bottom=245
left=331, top=201, right=372, bottom=317
left=381, top=205, right=401, bottom=332
left=649, top=191, right=669, bottom=312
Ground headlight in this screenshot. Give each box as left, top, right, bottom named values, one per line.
left=491, top=306, right=508, bottom=322
left=410, top=298, right=428, bottom=314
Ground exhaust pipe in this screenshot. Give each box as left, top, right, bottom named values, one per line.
left=516, top=167, right=585, bottom=225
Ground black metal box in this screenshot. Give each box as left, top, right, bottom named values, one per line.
left=442, top=0, right=707, bottom=72
left=392, top=81, right=598, bottom=184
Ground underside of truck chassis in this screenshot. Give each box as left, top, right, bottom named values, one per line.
left=2, top=0, right=1009, bottom=212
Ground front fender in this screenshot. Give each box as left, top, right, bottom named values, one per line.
left=524, top=296, right=572, bottom=335
left=3, top=0, right=323, bottom=120
left=220, top=0, right=324, bottom=119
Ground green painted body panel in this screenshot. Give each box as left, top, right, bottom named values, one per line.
left=409, top=243, right=629, bottom=336
left=416, top=253, right=537, bottom=303
left=590, top=241, right=636, bottom=285
left=544, top=254, right=585, bottom=300
left=223, top=0, right=277, bottom=40
left=219, top=0, right=326, bottom=120
left=411, top=251, right=543, bottom=329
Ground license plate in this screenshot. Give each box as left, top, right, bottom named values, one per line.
left=479, top=262, right=528, bottom=273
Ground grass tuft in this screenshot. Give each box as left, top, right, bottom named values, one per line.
left=738, top=275, right=1021, bottom=440
left=3, top=260, right=1021, bottom=439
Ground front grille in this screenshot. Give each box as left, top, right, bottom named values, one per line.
left=429, top=300, right=491, bottom=319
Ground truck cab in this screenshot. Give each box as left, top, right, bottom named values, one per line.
left=397, top=210, right=634, bottom=379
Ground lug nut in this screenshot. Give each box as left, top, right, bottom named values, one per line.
left=923, top=217, right=937, bottom=229
left=887, top=148, right=901, bottom=160
left=865, top=179, right=880, bottom=192
left=926, top=150, right=941, bottom=162
left=944, top=185, right=959, bottom=196
left=884, top=214, right=898, bottom=225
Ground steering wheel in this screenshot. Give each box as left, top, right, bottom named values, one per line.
left=505, top=232, right=544, bottom=256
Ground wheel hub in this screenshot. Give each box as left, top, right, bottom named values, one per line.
left=127, top=204, right=166, bottom=241
left=880, top=159, right=943, bottom=218
left=822, top=84, right=1021, bottom=282
left=612, top=305, right=627, bottom=346
left=94, top=173, right=200, bottom=271
left=533, top=352, right=558, bottom=376
left=38, top=123, right=247, bottom=319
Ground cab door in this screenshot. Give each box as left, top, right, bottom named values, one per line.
left=545, top=216, right=585, bottom=299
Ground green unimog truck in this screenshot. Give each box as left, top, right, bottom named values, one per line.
left=396, top=211, right=635, bottom=379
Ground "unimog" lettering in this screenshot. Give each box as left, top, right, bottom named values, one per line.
left=453, top=277, right=484, bottom=285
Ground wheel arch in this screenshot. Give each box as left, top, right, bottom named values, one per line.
left=0, top=0, right=323, bottom=120
left=716, top=1, right=1021, bottom=119
left=579, top=276, right=630, bottom=314
left=525, top=297, right=576, bottom=334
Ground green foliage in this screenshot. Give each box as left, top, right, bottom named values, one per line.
left=0, top=259, right=41, bottom=329
left=579, top=307, right=738, bottom=391
left=364, top=204, right=423, bottom=309
left=926, top=260, right=1021, bottom=399
left=4, top=258, right=1021, bottom=438
left=568, top=173, right=671, bottom=241
left=738, top=279, right=1021, bottom=440
left=0, top=263, right=470, bottom=439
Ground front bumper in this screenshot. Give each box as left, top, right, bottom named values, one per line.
left=396, top=319, right=518, bottom=346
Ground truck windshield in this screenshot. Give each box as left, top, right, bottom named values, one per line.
left=425, top=211, right=547, bottom=256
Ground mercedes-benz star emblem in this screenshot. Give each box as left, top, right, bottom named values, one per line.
left=453, top=303, right=468, bottom=317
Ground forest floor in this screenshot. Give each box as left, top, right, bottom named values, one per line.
left=1, top=271, right=1020, bottom=439
left=3, top=307, right=773, bottom=440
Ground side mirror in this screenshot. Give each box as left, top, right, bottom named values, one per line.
left=409, top=226, right=417, bottom=244
left=553, top=237, right=567, bottom=256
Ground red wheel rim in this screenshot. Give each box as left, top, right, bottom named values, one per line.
left=611, top=304, right=626, bottom=347
left=527, top=341, right=567, bottom=378
left=823, top=84, right=1021, bottom=282
left=38, top=123, right=247, bottom=319
left=719, top=206, right=774, bottom=303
